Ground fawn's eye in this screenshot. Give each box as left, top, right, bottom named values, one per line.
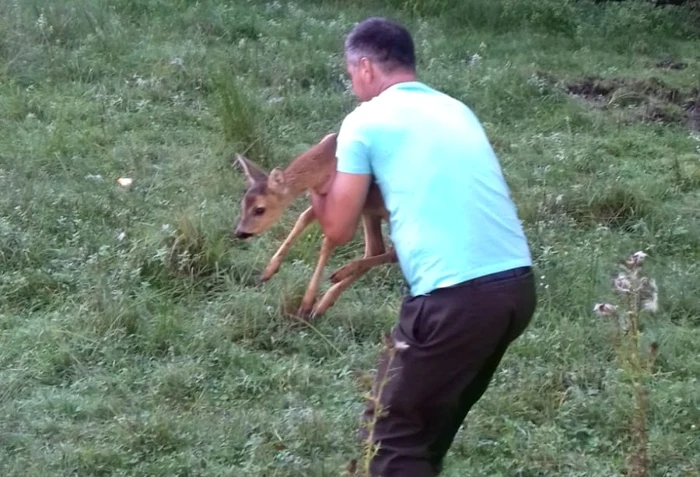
left=254, top=206, right=265, bottom=216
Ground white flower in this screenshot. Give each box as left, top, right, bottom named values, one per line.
left=593, top=303, right=617, bottom=317
left=612, top=273, right=631, bottom=294
left=640, top=278, right=659, bottom=313
left=625, top=250, right=648, bottom=269
left=643, top=296, right=658, bottom=312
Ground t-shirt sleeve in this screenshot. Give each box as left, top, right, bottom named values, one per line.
left=336, top=109, right=372, bottom=175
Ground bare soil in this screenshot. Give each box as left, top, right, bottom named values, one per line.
left=565, top=76, right=699, bottom=130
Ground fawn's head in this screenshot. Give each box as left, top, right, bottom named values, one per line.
left=232, top=133, right=338, bottom=239
left=232, top=155, right=293, bottom=239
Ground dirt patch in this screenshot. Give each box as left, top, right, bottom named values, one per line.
left=566, top=76, right=684, bottom=104
left=565, top=76, right=699, bottom=129
left=655, top=58, right=688, bottom=70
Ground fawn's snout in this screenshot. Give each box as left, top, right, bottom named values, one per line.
left=231, top=223, right=255, bottom=240
left=234, top=229, right=253, bottom=239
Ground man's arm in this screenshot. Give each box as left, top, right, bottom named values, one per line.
left=310, top=171, right=371, bottom=247
left=313, top=108, right=373, bottom=246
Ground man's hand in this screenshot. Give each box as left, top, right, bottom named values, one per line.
left=310, top=171, right=371, bottom=246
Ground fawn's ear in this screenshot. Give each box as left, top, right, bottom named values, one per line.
left=268, top=167, right=288, bottom=195
left=320, top=132, right=338, bottom=145
left=318, top=132, right=338, bottom=152
left=235, top=154, right=267, bottom=186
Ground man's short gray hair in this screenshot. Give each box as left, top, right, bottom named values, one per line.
left=344, top=17, right=416, bottom=72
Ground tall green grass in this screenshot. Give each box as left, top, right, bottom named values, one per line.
left=1, top=0, right=699, bottom=475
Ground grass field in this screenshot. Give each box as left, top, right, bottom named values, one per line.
left=1, top=0, right=700, bottom=475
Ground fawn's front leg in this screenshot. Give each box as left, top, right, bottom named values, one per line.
left=297, top=236, right=336, bottom=319
left=261, top=206, right=316, bottom=283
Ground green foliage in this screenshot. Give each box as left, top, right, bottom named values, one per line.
left=212, top=69, right=269, bottom=165
left=333, top=0, right=700, bottom=44
left=1, top=0, right=699, bottom=475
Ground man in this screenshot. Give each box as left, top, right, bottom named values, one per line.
left=310, top=17, right=537, bottom=476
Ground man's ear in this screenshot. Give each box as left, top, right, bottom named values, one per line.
left=235, top=154, right=267, bottom=186
left=359, top=57, right=374, bottom=81
left=268, top=168, right=288, bottom=194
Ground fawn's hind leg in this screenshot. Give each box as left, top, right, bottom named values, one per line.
left=310, top=215, right=392, bottom=318
left=327, top=214, right=389, bottom=285
left=329, top=248, right=398, bottom=284
left=311, top=263, right=375, bottom=319
left=297, top=235, right=336, bottom=319
left=362, top=214, right=386, bottom=257
left=261, top=206, right=316, bottom=282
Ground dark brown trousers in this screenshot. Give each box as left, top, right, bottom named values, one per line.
left=358, top=266, right=537, bottom=477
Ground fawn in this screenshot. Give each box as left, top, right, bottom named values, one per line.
left=232, top=132, right=398, bottom=319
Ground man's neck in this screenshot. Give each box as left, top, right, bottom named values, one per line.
left=376, top=70, right=419, bottom=96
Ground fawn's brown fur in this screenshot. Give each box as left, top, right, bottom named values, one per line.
left=233, top=133, right=398, bottom=319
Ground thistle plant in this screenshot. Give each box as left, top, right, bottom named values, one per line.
left=345, top=333, right=408, bottom=476
left=593, top=251, right=659, bottom=477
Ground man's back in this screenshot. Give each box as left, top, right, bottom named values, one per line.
left=329, top=19, right=537, bottom=476
left=336, top=81, right=532, bottom=296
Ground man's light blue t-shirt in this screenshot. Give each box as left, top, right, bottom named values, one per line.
left=336, top=81, right=532, bottom=297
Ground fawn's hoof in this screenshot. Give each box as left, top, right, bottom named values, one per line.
left=296, top=299, right=314, bottom=318
left=330, top=262, right=363, bottom=283
left=259, top=268, right=278, bottom=284
left=329, top=266, right=351, bottom=284
left=308, top=308, right=324, bottom=321
left=295, top=307, right=313, bottom=321
left=260, top=261, right=282, bottom=283
left=309, top=301, right=333, bottom=320
left=297, top=300, right=328, bottom=321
